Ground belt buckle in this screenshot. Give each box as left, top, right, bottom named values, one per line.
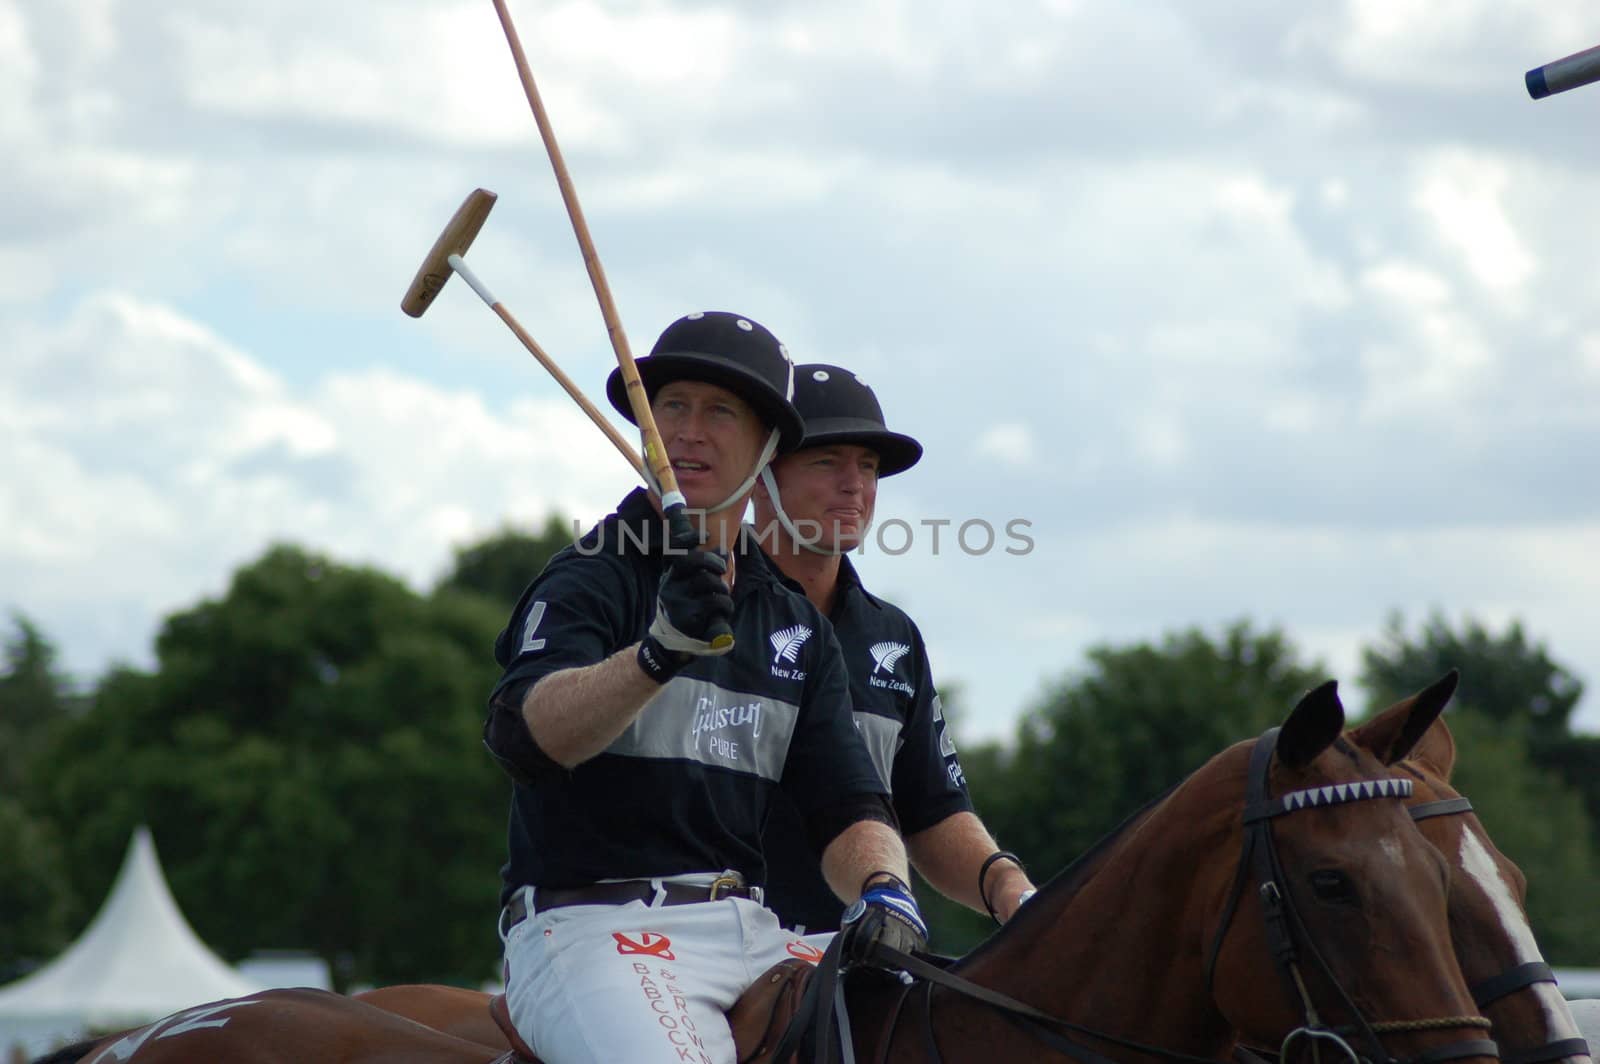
left=708, top=871, right=745, bottom=901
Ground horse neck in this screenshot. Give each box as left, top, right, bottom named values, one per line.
left=939, top=769, right=1244, bottom=1058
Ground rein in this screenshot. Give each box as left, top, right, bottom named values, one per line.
left=1408, top=796, right=1591, bottom=1064
left=792, top=729, right=1499, bottom=1064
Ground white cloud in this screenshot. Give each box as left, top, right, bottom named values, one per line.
left=975, top=423, right=1034, bottom=466
left=0, top=292, right=633, bottom=678
left=1582, top=335, right=1600, bottom=377
left=0, top=2, right=38, bottom=135
left=1303, top=0, right=1536, bottom=91
left=1357, top=260, right=1497, bottom=418
left=1414, top=150, right=1537, bottom=296
left=3, top=0, right=1599, bottom=740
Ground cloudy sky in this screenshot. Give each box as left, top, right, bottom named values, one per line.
left=5, top=0, right=1599, bottom=742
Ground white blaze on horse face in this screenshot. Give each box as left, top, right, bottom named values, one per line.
left=1378, top=835, right=1406, bottom=869
left=1457, top=829, right=1586, bottom=1048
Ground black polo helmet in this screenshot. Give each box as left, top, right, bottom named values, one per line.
left=790, top=363, right=922, bottom=477
left=606, top=311, right=805, bottom=454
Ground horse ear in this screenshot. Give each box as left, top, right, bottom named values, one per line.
left=1278, top=680, right=1346, bottom=769
left=1409, top=713, right=1457, bottom=780
left=1350, top=670, right=1459, bottom=767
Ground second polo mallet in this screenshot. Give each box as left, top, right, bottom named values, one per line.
left=400, top=188, right=645, bottom=481
left=1527, top=42, right=1600, bottom=99
left=491, top=0, right=735, bottom=651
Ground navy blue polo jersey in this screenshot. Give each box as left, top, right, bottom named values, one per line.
left=485, top=489, right=886, bottom=903
left=759, top=554, right=973, bottom=932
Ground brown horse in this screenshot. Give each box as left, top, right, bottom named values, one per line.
left=351, top=984, right=507, bottom=1050
left=362, top=678, right=1590, bottom=1064
left=1350, top=675, right=1591, bottom=1064
left=37, top=679, right=1491, bottom=1063
left=32, top=989, right=503, bottom=1064
left=831, top=678, right=1496, bottom=1063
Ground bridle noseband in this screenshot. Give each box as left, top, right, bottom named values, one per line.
left=1203, top=728, right=1496, bottom=1064
left=1409, top=796, right=1590, bottom=1064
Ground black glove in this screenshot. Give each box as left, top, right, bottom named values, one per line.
left=838, top=876, right=928, bottom=966
left=637, top=548, right=734, bottom=682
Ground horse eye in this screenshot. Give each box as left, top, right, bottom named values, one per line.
left=1308, top=869, right=1358, bottom=905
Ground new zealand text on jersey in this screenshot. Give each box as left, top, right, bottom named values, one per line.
left=867, top=640, right=915, bottom=696
left=769, top=624, right=812, bottom=681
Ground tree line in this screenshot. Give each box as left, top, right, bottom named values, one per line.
left=2, top=520, right=1596, bottom=987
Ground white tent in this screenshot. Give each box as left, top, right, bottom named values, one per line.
left=0, top=826, right=263, bottom=1057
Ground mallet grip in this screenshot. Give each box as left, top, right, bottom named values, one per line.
left=1527, top=42, right=1600, bottom=99
left=401, top=189, right=499, bottom=317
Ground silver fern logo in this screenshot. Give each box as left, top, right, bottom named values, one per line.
left=869, top=641, right=910, bottom=675
left=769, top=625, right=813, bottom=665
left=867, top=641, right=915, bottom=696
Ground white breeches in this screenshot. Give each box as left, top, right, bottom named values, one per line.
left=502, top=879, right=829, bottom=1064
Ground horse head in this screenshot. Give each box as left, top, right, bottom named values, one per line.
left=1352, top=672, right=1593, bottom=1064
left=1200, top=679, right=1494, bottom=1063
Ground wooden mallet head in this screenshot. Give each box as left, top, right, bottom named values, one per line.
left=400, top=188, right=498, bottom=317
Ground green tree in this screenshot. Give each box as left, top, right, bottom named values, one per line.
left=0, top=798, right=73, bottom=980
left=0, top=615, right=83, bottom=974
left=924, top=621, right=1327, bottom=954
left=1359, top=612, right=1600, bottom=962
left=1361, top=611, right=1583, bottom=741
left=439, top=517, right=572, bottom=607
left=37, top=544, right=511, bottom=989
left=0, top=613, right=80, bottom=797
left=1434, top=711, right=1600, bottom=964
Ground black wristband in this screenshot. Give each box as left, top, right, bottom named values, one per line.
left=978, top=850, right=1026, bottom=925
left=860, top=870, right=912, bottom=897
left=636, top=636, right=690, bottom=684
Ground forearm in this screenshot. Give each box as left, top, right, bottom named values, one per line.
left=819, top=819, right=911, bottom=903
left=521, top=645, right=661, bottom=768
left=907, top=811, right=1036, bottom=921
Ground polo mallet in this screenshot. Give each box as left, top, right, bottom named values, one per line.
left=400, top=187, right=645, bottom=482
left=490, top=0, right=733, bottom=650
left=1527, top=42, right=1600, bottom=99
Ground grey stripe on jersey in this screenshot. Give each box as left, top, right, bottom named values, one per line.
left=853, top=711, right=904, bottom=792
left=607, top=676, right=800, bottom=781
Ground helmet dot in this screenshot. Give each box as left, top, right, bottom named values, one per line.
left=736, top=319, right=753, bottom=331
left=812, top=370, right=830, bottom=382
left=687, top=311, right=705, bottom=320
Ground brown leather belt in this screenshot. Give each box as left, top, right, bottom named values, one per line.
left=502, top=876, right=759, bottom=931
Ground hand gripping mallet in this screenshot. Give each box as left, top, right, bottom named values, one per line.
left=400, top=188, right=645, bottom=482
left=490, top=0, right=734, bottom=650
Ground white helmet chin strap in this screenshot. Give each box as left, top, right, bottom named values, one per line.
left=646, top=427, right=783, bottom=524
left=757, top=465, right=873, bottom=557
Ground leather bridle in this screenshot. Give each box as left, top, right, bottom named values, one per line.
left=1409, top=796, right=1590, bottom=1064
left=1200, top=728, right=1496, bottom=1064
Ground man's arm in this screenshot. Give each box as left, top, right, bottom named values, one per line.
left=907, top=811, right=1036, bottom=922
left=519, top=646, right=660, bottom=769
left=495, top=545, right=733, bottom=772
left=819, top=818, right=911, bottom=903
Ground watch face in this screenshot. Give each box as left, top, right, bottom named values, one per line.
left=842, top=899, right=868, bottom=925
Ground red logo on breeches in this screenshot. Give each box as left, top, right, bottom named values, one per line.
left=613, top=931, right=676, bottom=959
left=785, top=941, right=824, bottom=964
